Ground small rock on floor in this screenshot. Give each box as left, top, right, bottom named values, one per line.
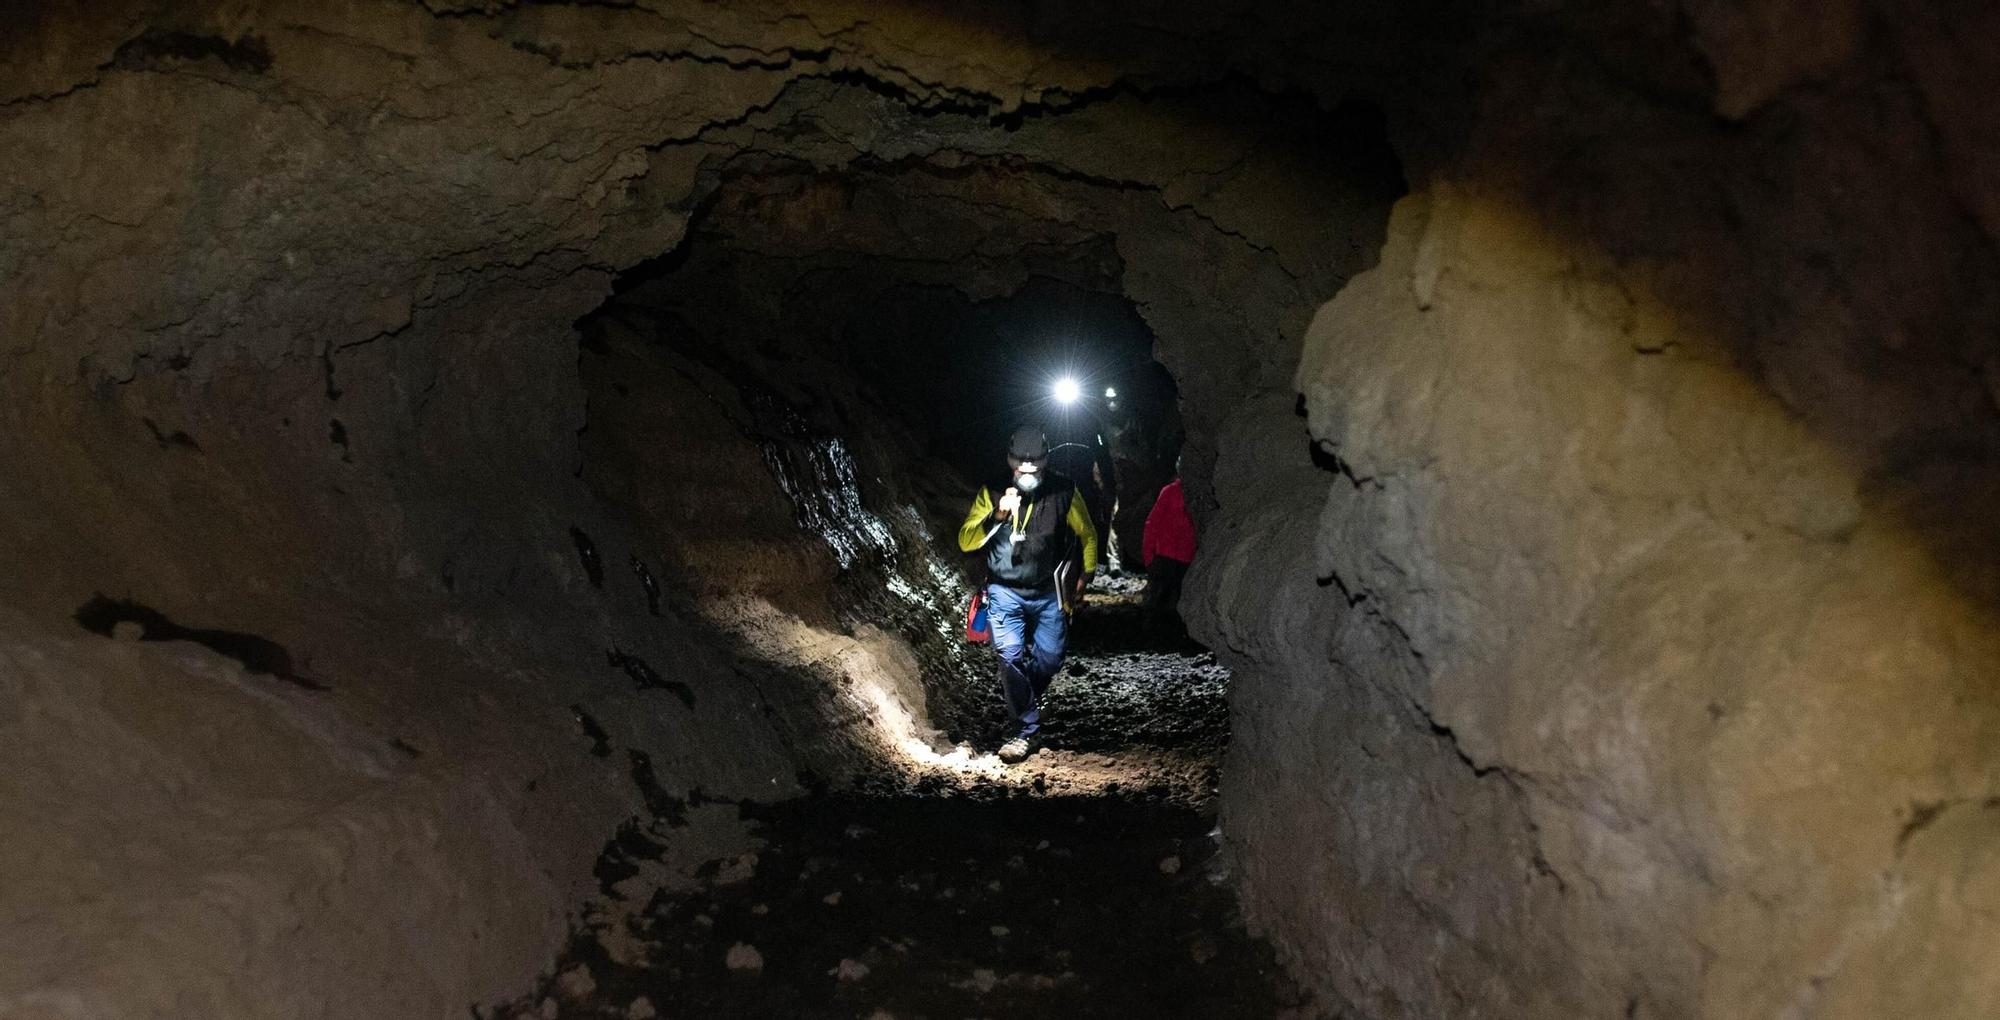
left=725, top=943, right=764, bottom=972
left=832, top=958, right=870, bottom=982
left=715, top=853, right=759, bottom=884
left=557, top=963, right=595, bottom=1000
left=1158, top=855, right=1182, bottom=875
left=626, top=996, right=657, bottom=1020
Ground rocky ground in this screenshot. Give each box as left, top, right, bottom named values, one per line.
left=484, top=577, right=1311, bottom=1019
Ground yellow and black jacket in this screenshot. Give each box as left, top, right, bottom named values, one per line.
left=958, top=474, right=1099, bottom=591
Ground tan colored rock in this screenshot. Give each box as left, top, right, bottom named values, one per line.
left=1217, top=49, right=2000, bottom=1016
left=724, top=943, right=764, bottom=972
left=556, top=964, right=594, bottom=1000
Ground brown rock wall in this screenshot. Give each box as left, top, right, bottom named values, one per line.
left=1201, top=22, right=2000, bottom=1018
left=3, top=2, right=1997, bottom=1017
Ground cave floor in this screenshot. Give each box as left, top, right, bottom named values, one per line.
left=489, top=582, right=1309, bottom=1020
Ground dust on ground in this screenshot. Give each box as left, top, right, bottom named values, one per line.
left=484, top=575, right=1313, bottom=1019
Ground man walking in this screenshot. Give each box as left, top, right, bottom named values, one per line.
left=959, top=425, right=1099, bottom=763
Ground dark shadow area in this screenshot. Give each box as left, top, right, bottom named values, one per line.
left=111, top=28, right=274, bottom=75
left=607, top=647, right=697, bottom=709
left=72, top=594, right=323, bottom=690
left=1031, top=583, right=1222, bottom=756
left=491, top=789, right=1305, bottom=1020
left=842, top=276, right=1181, bottom=488
left=1062, top=586, right=1204, bottom=658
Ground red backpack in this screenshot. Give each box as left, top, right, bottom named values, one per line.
left=964, top=589, right=991, bottom=643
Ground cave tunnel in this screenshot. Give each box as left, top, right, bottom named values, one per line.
left=3, top=3, right=1998, bottom=1019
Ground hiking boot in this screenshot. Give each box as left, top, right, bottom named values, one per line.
left=998, top=736, right=1033, bottom=763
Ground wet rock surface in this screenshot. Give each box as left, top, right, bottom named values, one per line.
left=488, top=586, right=1303, bottom=1019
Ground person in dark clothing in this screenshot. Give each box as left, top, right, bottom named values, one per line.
left=1045, top=425, right=1116, bottom=557
left=1141, top=472, right=1196, bottom=632
left=959, top=425, right=1100, bottom=763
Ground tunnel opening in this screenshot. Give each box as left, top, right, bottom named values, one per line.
left=513, top=83, right=1406, bottom=1015
left=567, top=147, right=1244, bottom=757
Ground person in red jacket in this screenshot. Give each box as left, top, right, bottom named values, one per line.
left=1140, top=470, right=1196, bottom=628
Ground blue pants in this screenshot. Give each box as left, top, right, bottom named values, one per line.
left=985, top=583, right=1067, bottom=738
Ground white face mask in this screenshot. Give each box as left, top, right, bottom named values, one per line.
left=1014, top=465, right=1041, bottom=493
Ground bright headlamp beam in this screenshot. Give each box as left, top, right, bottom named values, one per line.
left=1052, top=377, right=1082, bottom=405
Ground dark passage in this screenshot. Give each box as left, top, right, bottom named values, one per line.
left=486, top=584, right=1293, bottom=1019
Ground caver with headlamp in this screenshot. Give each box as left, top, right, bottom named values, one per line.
left=957, top=423, right=1100, bottom=763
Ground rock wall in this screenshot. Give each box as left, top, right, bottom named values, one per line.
left=1198, top=11, right=2000, bottom=1019
left=0, top=7, right=967, bottom=1017
left=0, top=6, right=1391, bottom=1016
left=4, top=2, right=1998, bottom=1017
